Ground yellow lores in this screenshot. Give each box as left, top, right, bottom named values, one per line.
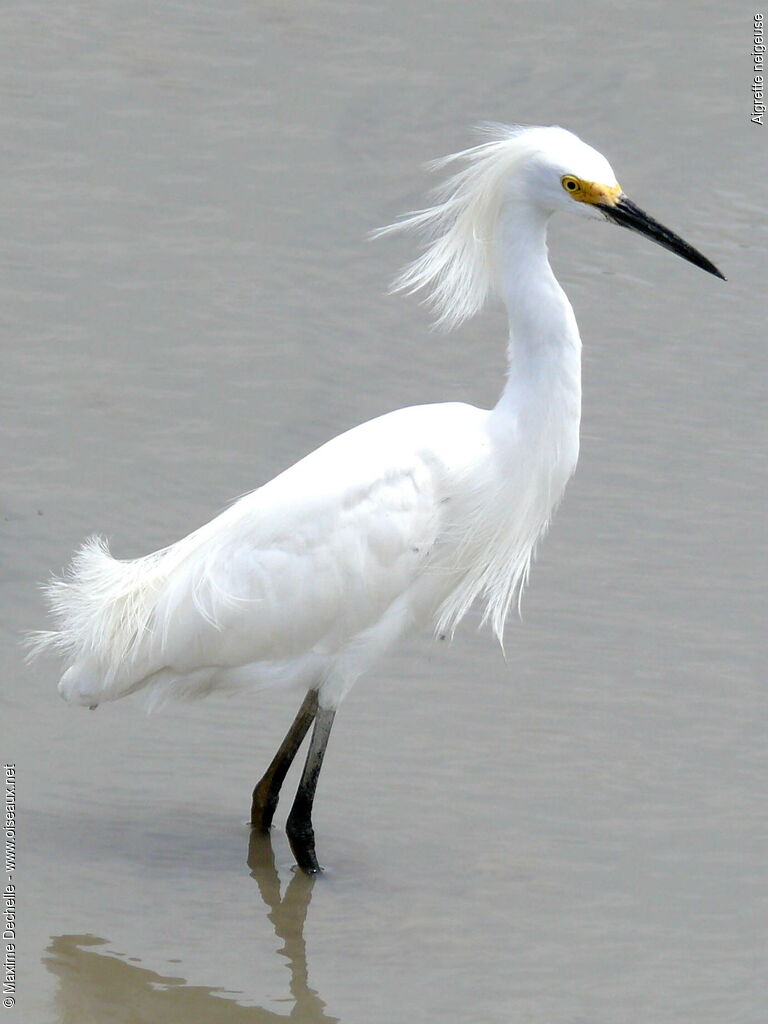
left=561, top=175, right=622, bottom=205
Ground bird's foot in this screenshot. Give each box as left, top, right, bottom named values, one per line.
left=286, top=819, right=322, bottom=875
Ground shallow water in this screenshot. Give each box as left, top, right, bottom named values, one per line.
left=3, top=2, right=766, bottom=1022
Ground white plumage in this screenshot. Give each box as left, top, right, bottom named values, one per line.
left=29, top=123, right=724, bottom=873
left=30, top=123, right=724, bottom=871
left=35, top=388, right=573, bottom=711
left=34, top=125, right=603, bottom=713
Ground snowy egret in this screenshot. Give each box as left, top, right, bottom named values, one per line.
left=31, top=125, right=723, bottom=873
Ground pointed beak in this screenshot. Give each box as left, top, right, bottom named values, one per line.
left=598, top=195, right=725, bottom=280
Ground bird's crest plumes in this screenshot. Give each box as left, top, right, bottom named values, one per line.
left=374, top=123, right=536, bottom=329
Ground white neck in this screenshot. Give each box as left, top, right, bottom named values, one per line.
left=427, top=196, right=585, bottom=645
left=491, top=201, right=582, bottom=420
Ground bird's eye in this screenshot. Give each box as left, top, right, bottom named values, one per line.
left=561, top=176, right=580, bottom=193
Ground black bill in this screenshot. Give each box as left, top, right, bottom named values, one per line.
left=598, top=196, right=725, bottom=280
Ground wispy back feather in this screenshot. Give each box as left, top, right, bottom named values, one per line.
left=27, top=537, right=171, bottom=680
left=25, top=517, right=237, bottom=701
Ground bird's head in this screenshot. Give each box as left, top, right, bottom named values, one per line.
left=518, top=126, right=725, bottom=279
left=376, top=123, right=724, bottom=329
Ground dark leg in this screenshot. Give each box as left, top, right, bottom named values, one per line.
left=251, top=689, right=318, bottom=831
left=286, top=705, right=336, bottom=875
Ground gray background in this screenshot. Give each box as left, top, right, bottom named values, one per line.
left=3, top=1, right=765, bottom=1022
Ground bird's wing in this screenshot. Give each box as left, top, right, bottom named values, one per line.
left=154, top=415, right=447, bottom=671
left=44, top=402, right=486, bottom=698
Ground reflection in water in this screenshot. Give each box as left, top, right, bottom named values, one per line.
left=43, top=832, right=339, bottom=1023
left=246, top=830, right=338, bottom=1024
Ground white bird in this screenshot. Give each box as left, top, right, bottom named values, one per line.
left=30, top=124, right=723, bottom=873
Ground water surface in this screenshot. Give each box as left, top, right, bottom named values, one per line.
left=3, top=2, right=766, bottom=1022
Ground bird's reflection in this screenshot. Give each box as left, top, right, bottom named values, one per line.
left=246, top=829, right=338, bottom=1023
left=43, top=830, right=339, bottom=1023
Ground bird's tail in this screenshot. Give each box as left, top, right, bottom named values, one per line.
left=27, top=536, right=170, bottom=706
